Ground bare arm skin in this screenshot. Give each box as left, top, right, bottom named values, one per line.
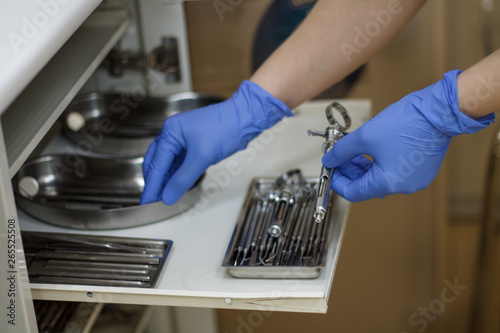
left=250, top=0, right=427, bottom=108
left=457, top=49, right=500, bottom=118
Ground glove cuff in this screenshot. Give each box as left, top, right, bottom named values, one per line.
left=232, top=80, right=294, bottom=147
left=238, top=80, right=294, bottom=122
left=420, top=69, right=495, bottom=137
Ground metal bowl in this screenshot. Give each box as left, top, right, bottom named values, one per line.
left=60, top=92, right=224, bottom=156
left=13, top=154, right=203, bottom=230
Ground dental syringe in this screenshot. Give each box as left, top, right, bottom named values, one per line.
left=307, top=101, right=351, bottom=224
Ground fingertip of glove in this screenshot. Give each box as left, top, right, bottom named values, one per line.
left=161, top=190, right=181, bottom=206
left=140, top=192, right=155, bottom=205
left=321, top=153, right=333, bottom=167
left=331, top=175, right=371, bottom=203
left=322, top=149, right=342, bottom=168
left=331, top=174, right=353, bottom=201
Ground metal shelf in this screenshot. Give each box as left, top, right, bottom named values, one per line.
left=1, top=8, right=130, bottom=178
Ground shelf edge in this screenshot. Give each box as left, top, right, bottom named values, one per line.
left=2, top=8, right=130, bottom=178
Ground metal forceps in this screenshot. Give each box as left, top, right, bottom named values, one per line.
left=307, top=101, right=351, bottom=224
left=267, top=169, right=305, bottom=238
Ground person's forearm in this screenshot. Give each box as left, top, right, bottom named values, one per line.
left=250, top=0, right=426, bottom=108
left=457, top=49, right=500, bottom=118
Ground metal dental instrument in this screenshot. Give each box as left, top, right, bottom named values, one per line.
left=313, top=204, right=332, bottom=266
left=224, top=169, right=339, bottom=271
left=251, top=200, right=269, bottom=250
left=233, top=197, right=259, bottom=265
left=258, top=201, right=276, bottom=265
left=277, top=196, right=301, bottom=265
left=27, top=233, right=150, bottom=253
left=275, top=169, right=305, bottom=188
left=267, top=188, right=294, bottom=238
left=284, top=199, right=307, bottom=265
left=307, top=101, right=351, bottom=224
left=240, top=201, right=262, bottom=265
left=292, top=201, right=313, bottom=266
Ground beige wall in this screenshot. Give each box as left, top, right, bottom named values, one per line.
left=445, top=0, right=498, bottom=219
left=186, top=0, right=272, bottom=98
left=440, top=1, right=500, bottom=332
left=185, top=0, right=498, bottom=332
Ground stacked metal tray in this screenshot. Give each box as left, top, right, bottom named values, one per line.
left=60, top=92, right=224, bottom=156
left=23, top=231, right=172, bottom=288
left=222, top=170, right=336, bottom=279
left=12, top=91, right=224, bottom=230
left=13, top=154, right=203, bottom=230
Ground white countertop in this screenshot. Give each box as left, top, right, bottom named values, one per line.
left=18, top=99, right=371, bottom=313
left=0, top=0, right=102, bottom=114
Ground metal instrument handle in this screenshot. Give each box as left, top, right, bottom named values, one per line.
left=326, top=101, right=351, bottom=131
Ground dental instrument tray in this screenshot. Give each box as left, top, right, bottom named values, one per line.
left=22, top=231, right=172, bottom=288
left=12, top=154, right=203, bottom=230
left=222, top=170, right=336, bottom=279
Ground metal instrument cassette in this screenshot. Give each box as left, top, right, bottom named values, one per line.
left=23, top=231, right=172, bottom=288
left=222, top=170, right=336, bottom=279
left=13, top=154, right=203, bottom=230
left=60, top=92, right=224, bottom=156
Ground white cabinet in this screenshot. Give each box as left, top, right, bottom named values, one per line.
left=0, top=2, right=130, bottom=332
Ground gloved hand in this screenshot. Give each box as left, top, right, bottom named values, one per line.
left=323, top=70, right=495, bottom=202
left=140, top=80, right=294, bottom=205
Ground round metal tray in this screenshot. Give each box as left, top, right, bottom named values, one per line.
left=13, top=154, right=203, bottom=230
left=60, top=92, right=224, bottom=156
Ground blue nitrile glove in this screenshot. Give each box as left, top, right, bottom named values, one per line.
left=323, top=70, right=495, bottom=202
left=140, top=80, right=294, bottom=205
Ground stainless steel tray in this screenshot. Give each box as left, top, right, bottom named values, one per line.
left=23, top=231, right=172, bottom=288
left=60, top=92, right=224, bottom=156
left=13, top=154, right=203, bottom=230
left=222, top=173, right=336, bottom=279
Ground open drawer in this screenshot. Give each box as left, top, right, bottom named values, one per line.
left=18, top=99, right=371, bottom=313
